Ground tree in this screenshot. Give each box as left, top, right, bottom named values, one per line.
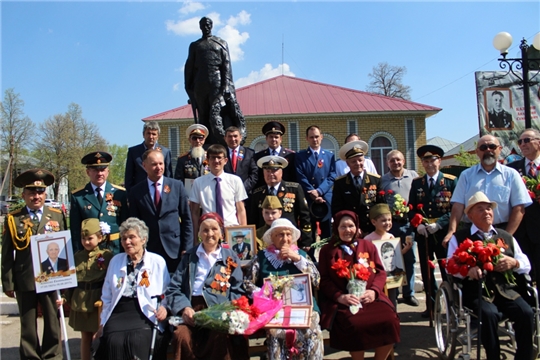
left=0, top=89, right=35, bottom=197
left=107, top=144, right=128, bottom=186
left=366, top=62, right=412, bottom=100
left=35, top=103, right=107, bottom=198
left=454, top=146, right=479, bottom=167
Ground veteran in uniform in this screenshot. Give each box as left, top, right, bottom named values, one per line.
left=251, top=155, right=313, bottom=248
left=408, top=145, right=457, bottom=318
left=70, top=151, right=128, bottom=255
left=1, top=169, right=67, bottom=360
left=331, top=140, right=385, bottom=235
left=174, top=124, right=210, bottom=186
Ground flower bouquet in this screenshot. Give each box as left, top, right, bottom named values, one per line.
left=331, top=253, right=375, bottom=314
left=522, top=175, right=540, bottom=202
left=384, top=190, right=410, bottom=218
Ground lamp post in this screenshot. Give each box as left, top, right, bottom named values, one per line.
left=493, top=32, right=540, bottom=129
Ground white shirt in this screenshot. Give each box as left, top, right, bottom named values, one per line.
left=26, top=206, right=43, bottom=221
left=335, top=158, right=378, bottom=177
left=268, top=146, right=282, bottom=156
left=189, top=172, right=248, bottom=227
left=146, top=176, right=164, bottom=203
left=526, top=156, right=540, bottom=174
left=192, top=244, right=222, bottom=296
left=446, top=224, right=531, bottom=278
left=91, top=181, right=107, bottom=200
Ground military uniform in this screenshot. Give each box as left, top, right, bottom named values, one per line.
left=174, top=150, right=210, bottom=183
left=1, top=169, right=67, bottom=360
left=251, top=182, right=312, bottom=248
left=254, top=147, right=296, bottom=187
left=331, top=172, right=385, bottom=235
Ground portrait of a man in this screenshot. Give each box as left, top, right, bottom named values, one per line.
left=231, top=232, right=251, bottom=260
left=379, top=240, right=404, bottom=277
left=40, top=241, right=68, bottom=274
left=487, top=90, right=513, bottom=129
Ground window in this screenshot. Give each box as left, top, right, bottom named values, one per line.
left=250, top=135, right=268, bottom=152
left=288, top=122, right=300, bottom=151
left=370, top=136, right=394, bottom=174
left=347, top=120, right=357, bottom=137
left=321, top=134, right=339, bottom=154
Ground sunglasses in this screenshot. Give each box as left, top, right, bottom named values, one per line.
left=478, top=144, right=499, bottom=151
left=517, top=137, right=539, bottom=145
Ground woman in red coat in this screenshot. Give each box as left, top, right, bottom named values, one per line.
left=319, top=210, right=399, bottom=360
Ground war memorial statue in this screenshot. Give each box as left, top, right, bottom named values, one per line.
left=185, top=17, right=246, bottom=146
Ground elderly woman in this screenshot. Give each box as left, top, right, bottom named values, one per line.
left=319, top=210, right=400, bottom=360
left=165, top=212, right=248, bottom=360
left=245, top=218, right=323, bottom=360
left=95, top=217, right=170, bottom=359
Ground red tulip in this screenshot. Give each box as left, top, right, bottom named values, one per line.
left=483, top=262, right=494, bottom=272
left=459, top=265, right=469, bottom=277
left=411, top=214, right=424, bottom=227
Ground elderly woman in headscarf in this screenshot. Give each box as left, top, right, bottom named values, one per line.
left=245, top=218, right=323, bottom=360
left=319, top=210, right=400, bottom=360
left=165, top=212, right=248, bottom=360
left=96, top=217, right=170, bottom=359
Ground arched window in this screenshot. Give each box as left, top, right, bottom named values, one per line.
left=369, top=134, right=395, bottom=174
left=321, top=134, right=339, bottom=154
left=249, top=135, right=268, bottom=152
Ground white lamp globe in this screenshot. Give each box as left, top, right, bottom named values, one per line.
left=493, top=32, right=513, bottom=54
left=533, top=32, right=540, bottom=50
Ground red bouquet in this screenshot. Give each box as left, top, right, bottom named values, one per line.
left=331, top=258, right=373, bottom=281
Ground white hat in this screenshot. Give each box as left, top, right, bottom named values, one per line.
left=186, top=124, right=208, bottom=139
left=464, top=191, right=498, bottom=215
left=338, top=140, right=369, bottom=161
left=257, top=155, right=289, bottom=169
left=262, top=218, right=301, bottom=244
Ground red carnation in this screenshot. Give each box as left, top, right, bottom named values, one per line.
left=417, top=204, right=424, bottom=210
left=387, top=190, right=394, bottom=194
left=410, top=213, right=424, bottom=227
left=428, top=260, right=436, bottom=269
left=378, top=190, right=386, bottom=196
left=409, top=204, right=413, bottom=210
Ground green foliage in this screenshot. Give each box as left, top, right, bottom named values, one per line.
left=454, top=146, right=479, bottom=167
left=107, top=144, right=128, bottom=186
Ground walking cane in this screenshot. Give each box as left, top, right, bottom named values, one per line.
left=57, top=290, right=71, bottom=360
left=476, top=271, right=485, bottom=360
left=149, top=294, right=165, bottom=360
left=425, top=234, right=433, bottom=327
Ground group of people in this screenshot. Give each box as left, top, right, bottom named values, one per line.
left=1, top=117, right=538, bottom=359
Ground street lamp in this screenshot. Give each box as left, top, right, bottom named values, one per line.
left=493, top=32, right=540, bottom=129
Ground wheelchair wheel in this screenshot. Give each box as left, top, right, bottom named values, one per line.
left=435, top=282, right=457, bottom=360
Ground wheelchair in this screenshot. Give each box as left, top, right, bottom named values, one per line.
left=434, top=274, right=540, bottom=360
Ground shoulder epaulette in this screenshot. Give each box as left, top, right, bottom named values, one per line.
left=8, top=208, right=22, bottom=216
left=335, top=174, right=347, bottom=181
left=367, top=172, right=381, bottom=179
left=48, top=207, right=62, bottom=213
left=284, top=181, right=299, bottom=188
left=253, top=186, right=265, bottom=194
left=111, top=184, right=126, bottom=191
left=443, top=173, right=457, bottom=180
left=413, top=176, right=423, bottom=181
left=284, top=148, right=295, bottom=153
left=71, top=186, right=85, bottom=194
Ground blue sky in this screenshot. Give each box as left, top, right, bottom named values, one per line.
left=2, top=1, right=539, bottom=149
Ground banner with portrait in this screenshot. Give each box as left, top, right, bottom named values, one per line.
left=31, top=230, right=77, bottom=293
left=475, top=71, right=540, bottom=163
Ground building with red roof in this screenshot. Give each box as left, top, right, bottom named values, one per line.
left=143, top=75, right=441, bottom=173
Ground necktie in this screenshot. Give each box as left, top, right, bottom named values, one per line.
left=30, top=210, right=39, bottom=226
left=271, top=149, right=277, bottom=156
left=429, top=177, right=435, bottom=190
left=215, top=177, right=224, bottom=219
left=354, top=175, right=362, bottom=191
left=529, top=162, right=537, bottom=178
left=314, top=151, right=319, bottom=160
left=269, top=187, right=275, bottom=196
left=232, top=150, right=238, bottom=172
left=96, top=187, right=103, bottom=205
left=153, top=182, right=161, bottom=209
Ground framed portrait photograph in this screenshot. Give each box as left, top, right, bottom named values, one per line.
left=372, top=238, right=407, bottom=289
left=264, top=273, right=313, bottom=307
left=483, top=88, right=514, bottom=130
left=265, top=306, right=312, bottom=329
left=225, top=225, right=256, bottom=263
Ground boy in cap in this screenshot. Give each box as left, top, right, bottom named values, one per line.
left=1, top=169, right=67, bottom=360
left=256, top=195, right=283, bottom=250
left=70, top=151, right=128, bottom=254
left=174, top=124, right=210, bottom=186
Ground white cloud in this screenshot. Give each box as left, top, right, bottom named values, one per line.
left=217, top=25, right=249, bottom=62
left=165, top=17, right=200, bottom=36
left=235, top=63, right=295, bottom=88
left=173, top=83, right=180, bottom=91
left=179, top=1, right=205, bottom=15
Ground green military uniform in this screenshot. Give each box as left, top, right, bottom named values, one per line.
left=70, top=151, right=128, bottom=255
left=1, top=169, right=67, bottom=360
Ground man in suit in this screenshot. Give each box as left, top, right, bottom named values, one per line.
left=223, top=126, right=258, bottom=194
left=296, top=125, right=336, bottom=250
left=129, top=149, right=193, bottom=273
left=231, top=232, right=251, bottom=260
left=40, top=242, right=68, bottom=274
left=332, top=140, right=385, bottom=235
left=1, top=169, right=67, bottom=360
left=254, top=121, right=296, bottom=188
left=174, top=124, right=210, bottom=186
left=251, top=155, right=312, bottom=248
left=508, top=128, right=540, bottom=292
left=488, top=90, right=513, bottom=129
left=408, top=145, right=457, bottom=318
left=125, top=121, right=173, bottom=193
left=70, top=151, right=128, bottom=255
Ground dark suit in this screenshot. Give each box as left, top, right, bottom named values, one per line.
left=508, top=158, right=540, bottom=291
left=125, top=142, right=172, bottom=193
left=128, top=177, right=193, bottom=272
left=408, top=172, right=457, bottom=307
left=224, top=146, right=258, bottom=194
left=70, top=181, right=128, bottom=255
left=488, top=110, right=513, bottom=129
left=250, top=182, right=313, bottom=248
left=332, top=172, right=385, bottom=235
left=232, top=242, right=251, bottom=260
left=254, top=147, right=296, bottom=188
left=174, top=150, right=209, bottom=183
left=295, top=148, right=336, bottom=243
left=41, top=258, right=68, bottom=274
left=1, top=206, right=67, bottom=360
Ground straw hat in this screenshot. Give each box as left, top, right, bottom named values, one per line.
left=464, top=191, right=498, bottom=215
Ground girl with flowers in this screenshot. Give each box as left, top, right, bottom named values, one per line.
left=57, top=218, right=113, bottom=360
left=244, top=218, right=323, bottom=360
left=165, top=212, right=248, bottom=360
left=319, top=210, right=399, bottom=360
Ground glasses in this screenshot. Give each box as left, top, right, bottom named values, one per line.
left=209, top=156, right=225, bottom=162
left=478, top=144, right=499, bottom=151
left=517, top=137, right=539, bottom=145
